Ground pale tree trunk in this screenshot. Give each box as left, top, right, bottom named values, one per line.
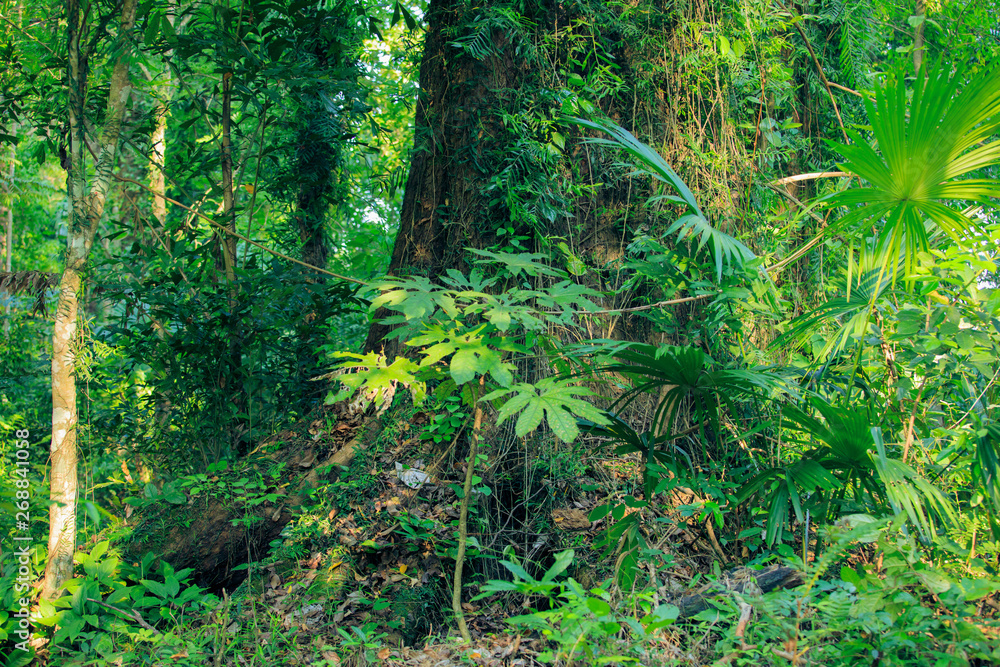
left=220, top=72, right=237, bottom=280
left=148, top=0, right=175, bottom=236
left=913, top=0, right=926, bottom=74
left=149, top=85, right=169, bottom=241
left=43, top=0, right=138, bottom=600
left=2, top=136, right=12, bottom=337
left=148, top=32, right=175, bottom=453
left=149, top=82, right=171, bottom=439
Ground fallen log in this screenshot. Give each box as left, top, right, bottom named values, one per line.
left=117, top=405, right=367, bottom=591
left=673, top=564, right=803, bottom=618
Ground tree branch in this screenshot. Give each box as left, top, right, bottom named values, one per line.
left=112, top=176, right=368, bottom=286
left=782, top=4, right=850, bottom=143
left=771, top=171, right=849, bottom=186
left=86, top=598, right=161, bottom=634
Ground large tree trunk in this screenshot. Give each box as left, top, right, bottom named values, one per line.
left=43, top=0, right=138, bottom=599
left=364, top=0, right=509, bottom=354
left=364, top=0, right=745, bottom=354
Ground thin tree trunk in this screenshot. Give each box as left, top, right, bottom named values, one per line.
left=149, top=47, right=174, bottom=443
left=46, top=268, right=82, bottom=598
left=2, top=134, right=12, bottom=337
left=43, top=0, right=138, bottom=599
left=150, top=83, right=170, bottom=245
left=452, top=390, right=483, bottom=644
left=913, top=0, right=926, bottom=74
left=219, top=70, right=246, bottom=453
left=220, top=71, right=237, bottom=284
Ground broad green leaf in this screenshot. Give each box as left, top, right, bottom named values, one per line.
left=500, top=559, right=534, bottom=583
left=491, top=378, right=609, bottom=443
left=541, top=549, right=574, bottom=582
left=515, top=398, right=544, bottom=437
left=140, top=579, right=169, bottom=599
left=468, top=249, right=566, bottom=278
left=329, top=352, right=425, bottom=406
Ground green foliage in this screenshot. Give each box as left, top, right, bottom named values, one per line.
left=597, top=342, right=782, bottom=450
left=872, top=429, right=957, bottom=544
left=475, top=549, right=678, bottom=664
left=740, top=398, right=956, bottom=546
left=570, top=117, right=755, bottom=282
left=483, top=377, right=607, bottom=444
left=335, top=623, right=388, bottom=663
left=773, top=259, right=894, bottom=360
left=579, top=412, right=692, bottom=495
left=100, top=246, right=364, bottom=471
left=714, top=521, right=1000, bottom=666
left=4, top=0, right=1000, bottom=659
left=33, top=542, right=218, bottom=665
left=328, top=252, right=610, bottom=442
left=419, top=394, right=468, bottom=445
left=827, top=63, right=1000, bottom=279
left=973, top=423, right=1000, bottom=538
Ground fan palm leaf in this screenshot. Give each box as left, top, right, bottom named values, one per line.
left=578, top=412, right=693, bottom=496
left=827, top=63, right=1000, bottom=278
left=771, top=262, right=895, bottom=360
left=598, top=343, right=781, bottom=444
left=739, top=398, right=955, bottom=545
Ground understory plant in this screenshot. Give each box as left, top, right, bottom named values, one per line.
left=712, top=518, right=1000, bottom=666
left=474, top=549, right=679, bottom=665
left=29, top=542, right=219, bottom=666
left=326, top=250, right=614, bottom=639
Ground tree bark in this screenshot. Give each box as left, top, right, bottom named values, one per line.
left=913, top=0, right=926, bottom=75
left=149, top=79, right=170, bottom=242
left=220, top=71, right=238, bottom=283
left=2, top=131, right=12, bottom=337
left=363, top=1, right=742, bottom=354
left=149, top=70, right=173, bottom=436
left=364, top=0, right=645, bottom=353
left=43, top=0, right=138, bottom=599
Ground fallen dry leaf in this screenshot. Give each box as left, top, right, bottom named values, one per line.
left=551, top=508, right=591, bottom=530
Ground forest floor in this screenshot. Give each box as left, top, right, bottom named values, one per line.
left=119, top=399, right=798, bottom=667
left=36, top=395, right=1000, bottom=666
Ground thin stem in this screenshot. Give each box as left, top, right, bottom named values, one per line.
left=113, top=176, right=366, bottom=285
left=902, top=377, right=928, bottom=463
left=782, top=3, right=850, bottom=143
left=452, top=379, right=484, bottom=644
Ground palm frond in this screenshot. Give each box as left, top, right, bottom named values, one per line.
left=770, top=263, right=895, bottom=359
left=567, top=116, right=754, bottom=281
left=740, top=399, right=956, bottom=546
left=827, top=63, right=1000, bottom=278
left=975, top=424, right=1000, bottom=539
left=598, top=343, right=781, bottom=445
left=872, top=428, right=956, bottom=543
left=578, top=413, right=693, bottom=495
